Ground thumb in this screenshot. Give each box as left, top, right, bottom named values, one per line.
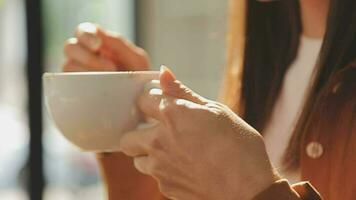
left=159, top=65, right=208, bottom=105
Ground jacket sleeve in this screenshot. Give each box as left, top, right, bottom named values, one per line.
left=96, top=152, right=168, bottom=200
left=253, top=179, right=322, bottom=200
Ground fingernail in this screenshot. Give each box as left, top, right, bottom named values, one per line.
left=78, top=22, right=102, bottom=51
left=160, top=65, right=176, bottom=80
left=78, top=22, right=97, bottom=34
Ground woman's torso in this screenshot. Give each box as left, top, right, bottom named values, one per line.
left=264, top=35, right=356, bottom=199
left=264, top=36, right=323, bottom=183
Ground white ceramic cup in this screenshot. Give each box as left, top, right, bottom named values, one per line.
left=43, top=71, right=159, bottom=152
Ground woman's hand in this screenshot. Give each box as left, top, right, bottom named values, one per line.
left=63, top=22, right=149, bottom=72
left=62, top=23, right=161, bottom=200
left=119, top=66, right=280, bottom=200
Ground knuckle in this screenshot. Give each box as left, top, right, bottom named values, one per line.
left=205, top=102, right=226, bottom=115
left=216, top=102, right=230, bottom=110
left=205, top=101, right=221, bottom=109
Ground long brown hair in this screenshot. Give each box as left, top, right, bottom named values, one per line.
left=222, top=0, right=356, bottom=170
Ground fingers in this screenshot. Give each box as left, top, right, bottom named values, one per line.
left=63, top=38, right=116, bottom=71
left=138, top=77, right=207, bottom=123
left=75, top=22, right=149, bottom=70
left=62, top=59, right=87, bottom=72
left=138, top=85, right=206, bottom=134
left=119, top=124, right=161, bottom=157
left=65, top=22, right=150, bottom=71
left=98, top=29, right=149, bottom=70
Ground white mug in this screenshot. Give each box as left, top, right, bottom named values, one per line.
left=43, top=71, right=159, bottom=152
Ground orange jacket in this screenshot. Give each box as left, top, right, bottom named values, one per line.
left=255, top=60, right=356, bottom=199
left=98, top=61, right=356, bottom=200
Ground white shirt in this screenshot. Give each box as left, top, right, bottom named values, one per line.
left=263, top=36, right=323, bottom=183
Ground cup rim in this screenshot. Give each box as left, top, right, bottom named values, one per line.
left=43, top=71, right=160, bottom=78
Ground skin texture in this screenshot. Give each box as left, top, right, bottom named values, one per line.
left=118, top=67, right=279, bottom=200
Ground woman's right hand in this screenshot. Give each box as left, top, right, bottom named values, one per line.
left=62, top=23, right=164, bottom=200
left=63, top=22, right=150, bottom=72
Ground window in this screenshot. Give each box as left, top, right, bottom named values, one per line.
left=0, top=0, right=28, bottom=199
left=137, top=0, right=227, bottom=99
left=0, top=0, right=227, bottom=199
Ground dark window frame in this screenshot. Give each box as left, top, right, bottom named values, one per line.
left=25, top=1, right=140, bottom=199
left=25, top=0, right=44, bottom=199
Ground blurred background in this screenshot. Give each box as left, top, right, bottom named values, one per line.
left=0, top=0, right=227, bottom=199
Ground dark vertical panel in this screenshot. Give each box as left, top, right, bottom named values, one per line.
left=134, top=0, right=149, bottom=49
left=134, top=0, right=141, bottom=45
left=25, top=0, right=44, bottom=199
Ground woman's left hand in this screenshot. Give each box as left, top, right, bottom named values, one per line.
left=119, top=66, right=280, bottom=200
